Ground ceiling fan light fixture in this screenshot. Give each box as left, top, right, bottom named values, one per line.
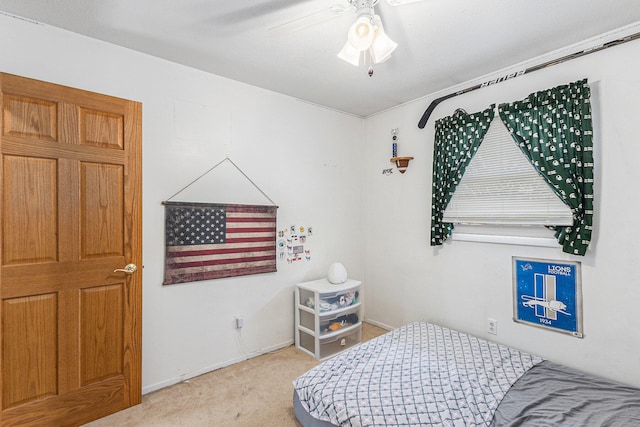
left=348, top=16, right=375, bottom=51
left=370, top=15, right=397, bottom=63
left=338, top=1, right=399, bottom=67
left=338, top=40, right=361, bottom=66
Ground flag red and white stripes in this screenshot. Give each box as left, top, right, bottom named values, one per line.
left=163, top=202, right=277, bottom=284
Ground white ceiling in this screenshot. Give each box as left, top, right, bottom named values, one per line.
left=1, top=0, right=640, bottom=117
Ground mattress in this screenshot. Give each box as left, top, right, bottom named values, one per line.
left=490, top=360, right=640, bottom=426
left=293, top=322, right=640, bottom=426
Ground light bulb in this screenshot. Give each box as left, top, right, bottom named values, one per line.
left=348, top=16, right=374, bottom=51
left=355, top=21, right=370, bottom=39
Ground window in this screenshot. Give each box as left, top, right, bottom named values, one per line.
left=442, top=115, right=573, bottom=246
left=430, top=79, right=593, bottom=255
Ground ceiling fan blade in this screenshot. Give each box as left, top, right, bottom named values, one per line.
left=269, top=3, right=351, bottom=35
left=386, top=0, right=425, bottom=5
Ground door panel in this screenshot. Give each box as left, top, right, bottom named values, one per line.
left=0, top=73, right=142, bottom=426
left=80, top=162, right=124, bottom=259
left=2, top=155, right=58, bottom=265
left=80, top=284, right=124, bottom=386
left=80, top=109, right=124, bottom=149
left=2, top=95, right=57, bottom=141
left=2, top=294, right=58, bottom=409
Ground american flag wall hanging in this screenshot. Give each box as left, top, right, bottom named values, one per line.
left=163, top=202, right=277, bottom=285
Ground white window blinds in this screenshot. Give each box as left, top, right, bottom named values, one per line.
left=443, top=116, right=573, bottom=226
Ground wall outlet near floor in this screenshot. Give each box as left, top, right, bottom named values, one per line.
left=487, top=318, right=497, bottom=335
left=235, top=316, right=244, bottom=329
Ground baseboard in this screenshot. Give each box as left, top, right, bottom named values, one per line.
left=363, top=318, right=394, bottom=332
left=142, top=339, right=294, bottom=395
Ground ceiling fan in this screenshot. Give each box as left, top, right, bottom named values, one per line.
left=270, top=0, right=425, bottom=72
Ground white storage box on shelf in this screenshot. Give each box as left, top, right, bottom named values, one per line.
left=295, top=278, right=362, bottom=361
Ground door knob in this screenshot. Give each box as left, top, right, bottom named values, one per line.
left=114, top=263, right=137, bottom=274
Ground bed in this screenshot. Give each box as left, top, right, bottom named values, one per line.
left=293, top=322, right=640, bottom=426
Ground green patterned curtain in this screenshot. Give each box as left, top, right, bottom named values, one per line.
left=431, top=106, right=495, bottom=246
left=498, top=79, right=594, bottom=255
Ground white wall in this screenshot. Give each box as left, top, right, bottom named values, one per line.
left=0, top=15, right=363, bottom=393
left=364, top=25, right=640, bottom=388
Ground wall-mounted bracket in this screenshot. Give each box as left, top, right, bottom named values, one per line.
left=390, top=156, right=413, bottom=174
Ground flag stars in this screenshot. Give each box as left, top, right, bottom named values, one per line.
left=166, top=206, right=227, bottom=246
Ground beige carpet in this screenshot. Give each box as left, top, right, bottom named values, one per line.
left=84, top=322, right=387, bottom=427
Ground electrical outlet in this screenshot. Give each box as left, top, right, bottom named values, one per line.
left=487, top=318, right=497, bottom=335
left=235, top=316, right=244, bottom=329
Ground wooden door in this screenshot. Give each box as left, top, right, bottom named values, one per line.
left=0, top=73, right=142, bottom=426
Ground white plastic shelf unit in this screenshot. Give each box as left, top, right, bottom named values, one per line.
left=295, top=278, right=362, bottom=361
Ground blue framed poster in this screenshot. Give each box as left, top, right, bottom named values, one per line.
left=512, top=257, right=583, bottom=338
